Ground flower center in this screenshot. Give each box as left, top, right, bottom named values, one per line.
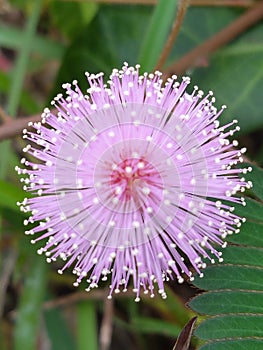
left=110, top=158, right=161, bottom=203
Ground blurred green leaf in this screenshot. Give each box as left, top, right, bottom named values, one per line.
left=0, top=180, right=25, bottom=212
left=143, top=286, right=193, bottom=327
left=0, top=23, right=65, bottom=59
left=168, top=7, right=240, bottom=62
left=180, top=9, right=263, bottom=134
left=138, top=0, right=178, bottom=71
left=52, top=5, right=152, bottom=96
left=77, top=301, right=98, bottom=350
left=50, top=1, right=98, bottom=40
left=132, top=316, right=181, bottom=338
left=1, top=0, right=43, bottom=186
left=53, top=5, right=263, bottom=137
left=9, top=0, right=40, bottom=12
left=191, top=49, right=263, bottom=134
left=14, top=256, right=47, bottom=350
left=0, top=72, right=40, bottom=114
left=8, top=0, right=47, bottom=116
left=164, top=6, right=263, bottom=135
left=44, top=307, right=76, bottom=350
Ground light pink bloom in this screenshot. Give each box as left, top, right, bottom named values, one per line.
left=17, top=63, right=251, bottom=301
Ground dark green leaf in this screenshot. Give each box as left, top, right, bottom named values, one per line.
left=227, top=221, right=263, bottom=247
left=245, top=164, right=263, bottom=202
left=189, top=160, right=263, bottom=348
left=195, top=315, right=263, bottom=340
left=189, top=291, right=263, bottom=315
left=193, top=265, right=263, bottom=291
left=221, top=246, right=263, bottom=267
left=198, top=339, right=263, bottom=350
left=233, top=199, right=263, bottom=223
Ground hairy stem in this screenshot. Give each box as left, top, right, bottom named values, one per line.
left=155, top=0, right=190, bottom=71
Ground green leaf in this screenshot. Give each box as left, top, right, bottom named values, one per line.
left=0, top=208, right=25, bottom=234
left=189, top=291, right=263, bottom=315
left=0, top=72, right=40, bottom=114
left=243, top=164, right=263, bottom=202
left=138, top=0, right=178, bottom=71
left=168, top=7, right=240, bottom=63
left=52, top=5, right=152, bottom=96
left=14, top=256, right=47, bottom=350
left=0, top=23, right=64, bottom=59
left=50, top=1, right=98, bottom=40
left=189, top=25, right=263, bottom=135
left=193, top=265, right=263, bottom=291
left=77, top=301, right=98, bottom=350
left=164, top=6, right=263, bottom=135
left=1, top=0, right=43, bottom=183
left=195, top=315, right=263, bottom=340
left=0, top=180, right=25, bottom=212
left=189, top=164, right=263, bottom=349
left=198, top=339, right=263, bottom=350
left=8, top=0, right=43, bottom=117
left=132, top=317, right=181, bottom=338
left=221, top=246, right=263, bottom=267
left=226, top=221, right=263, bottom=247
left=44, top=308, right=76, bottom=350
left=143, top=285, right=193, bottom=327
left=233, top=199, right=263, bottom=223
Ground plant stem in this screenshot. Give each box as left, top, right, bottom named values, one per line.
left=155, top=0, right=190, bottom=71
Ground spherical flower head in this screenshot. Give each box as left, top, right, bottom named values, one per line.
left=17, top=63, right=251, bottom=301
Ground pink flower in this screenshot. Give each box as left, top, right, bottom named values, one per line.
left=17, top=63, right=251, bottom=301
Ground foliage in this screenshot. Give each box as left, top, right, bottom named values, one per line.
left=189, top=164, right=263, bottom=349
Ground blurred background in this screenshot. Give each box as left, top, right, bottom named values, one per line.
left=0, top=1, right=263, bottom=349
